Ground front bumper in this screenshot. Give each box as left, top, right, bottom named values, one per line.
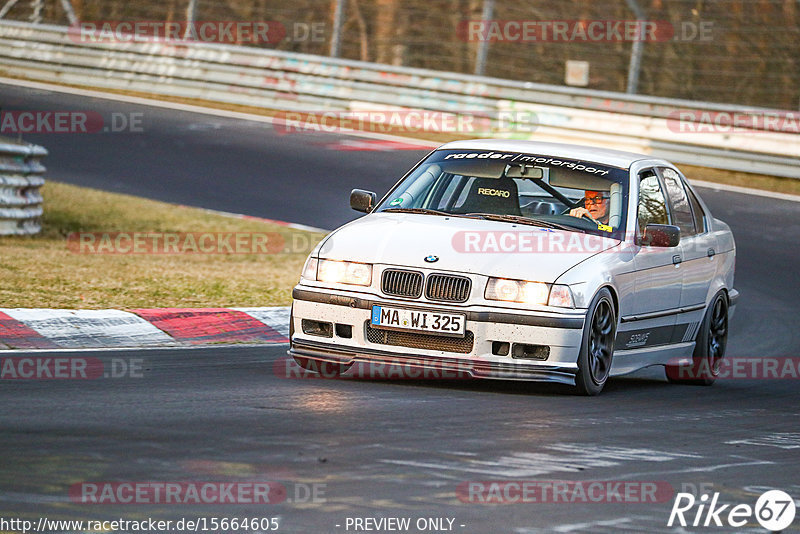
left=290, top=338, right=579, bottom=385
left=289, top=286, right=585, bottom=385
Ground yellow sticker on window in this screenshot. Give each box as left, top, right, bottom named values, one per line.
left=597, top=224, right=613, bottom=232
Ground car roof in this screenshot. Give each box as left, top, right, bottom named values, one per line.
left=438, top=139, right=660, bottom=169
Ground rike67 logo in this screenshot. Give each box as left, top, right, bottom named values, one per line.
left=668, top=489, right=796, bottom=531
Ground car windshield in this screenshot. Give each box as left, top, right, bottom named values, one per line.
left=376, top=149, right=629, bottom=237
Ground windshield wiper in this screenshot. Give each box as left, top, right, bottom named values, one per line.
left=382, top=208, right=452, bottom=216
left=382, top=209, right=582, bottom=232
left=382, top=208, right=485, bottom=220
left=465, top=213, right=579, bottom=232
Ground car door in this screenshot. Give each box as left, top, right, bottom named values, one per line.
left=658, top=167, right=716, bottom=341
left=619, top=169, right=682, bottom=349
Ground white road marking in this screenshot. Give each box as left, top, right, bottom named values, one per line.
left=381, top=445, right=701, bottom=478
left=727, top=432, right=800, bottom=449
left=608, top=457, right=775, bottom=479
left=517, top=409, right=768, bottom=428
left=0, top=491, right=72, bottom=504
left=514, top=516, right=697, bottom=534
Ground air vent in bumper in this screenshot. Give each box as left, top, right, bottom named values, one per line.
left=365, top=323, right=474, bottom=353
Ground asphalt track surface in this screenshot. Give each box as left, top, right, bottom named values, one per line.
left=2, top=83, right=800, bottom=533
left=0, top=82, right=428, bottom=230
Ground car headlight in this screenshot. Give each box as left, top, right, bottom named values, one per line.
left=317, top=259, right=372, bottom=286
left=485, top=278, right=574, bottom=308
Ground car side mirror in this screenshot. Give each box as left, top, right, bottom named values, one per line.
left=350, top=189, right=377, bottom=213
left=642, top=224, right=681, bottom=247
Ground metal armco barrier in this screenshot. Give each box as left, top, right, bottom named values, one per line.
left=0, top=135, right=47, bottom=235
left=0, top=20, right=797, bottom=178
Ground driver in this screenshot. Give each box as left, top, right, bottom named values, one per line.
left=569, top=190, right=609, bottom=224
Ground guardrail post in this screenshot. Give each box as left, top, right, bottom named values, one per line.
left=474, top=0, right=494, bottom=76
left=625, top=0, right=645, bottom=94
left=184, top=0, right=198, bottom=40
left=58, top=0, right=77, bottom=26
left=0, top=0, right=21, bottom=20
left=329, top=0, right=346, bottom=57
left=29, top=0, right=43, bottom=24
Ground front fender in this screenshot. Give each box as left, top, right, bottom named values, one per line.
left=554, top=242, right=637, bottom=316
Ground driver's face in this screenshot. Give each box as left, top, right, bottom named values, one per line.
left=585, top=191, right=608, bottom=219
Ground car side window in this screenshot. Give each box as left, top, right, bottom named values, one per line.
left=685, top=182, right=707, bottom=234
left=660, top=168, right=697, bottom=237
left=637, top=172, right=669, bottom=233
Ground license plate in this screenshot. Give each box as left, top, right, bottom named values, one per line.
left=371, top=305, right=466, bottom=337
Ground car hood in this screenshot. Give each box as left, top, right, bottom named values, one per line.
left=318, top=213, right=621, bottom=283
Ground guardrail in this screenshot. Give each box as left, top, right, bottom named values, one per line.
left=0, top=20, right=797, bottom=178
left=0, top=135, right=47, bottom=235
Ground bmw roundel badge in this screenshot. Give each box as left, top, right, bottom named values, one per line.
left=424, top=255, right=439, bottom=263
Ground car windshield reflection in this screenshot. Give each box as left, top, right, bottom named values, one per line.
left=376, top=149, right=629, bottom=237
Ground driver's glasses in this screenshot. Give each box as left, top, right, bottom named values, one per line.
left=585, top=196, right=607, bottom=206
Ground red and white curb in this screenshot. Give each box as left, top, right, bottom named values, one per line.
left=323, top=139, right=433, bottom=152
left=0, top=307, right=290, bottom=350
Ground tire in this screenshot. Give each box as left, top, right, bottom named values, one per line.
left=575, top=288, right=617, bottom=396
left=666, top=291, right=728, bottom=386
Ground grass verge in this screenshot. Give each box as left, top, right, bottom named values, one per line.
left=0, top=181, right=325, bottom=309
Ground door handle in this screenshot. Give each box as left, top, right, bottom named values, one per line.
left=707, top=248, right=716, bottom=258
left=672, top=255, right=682, bottom=265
